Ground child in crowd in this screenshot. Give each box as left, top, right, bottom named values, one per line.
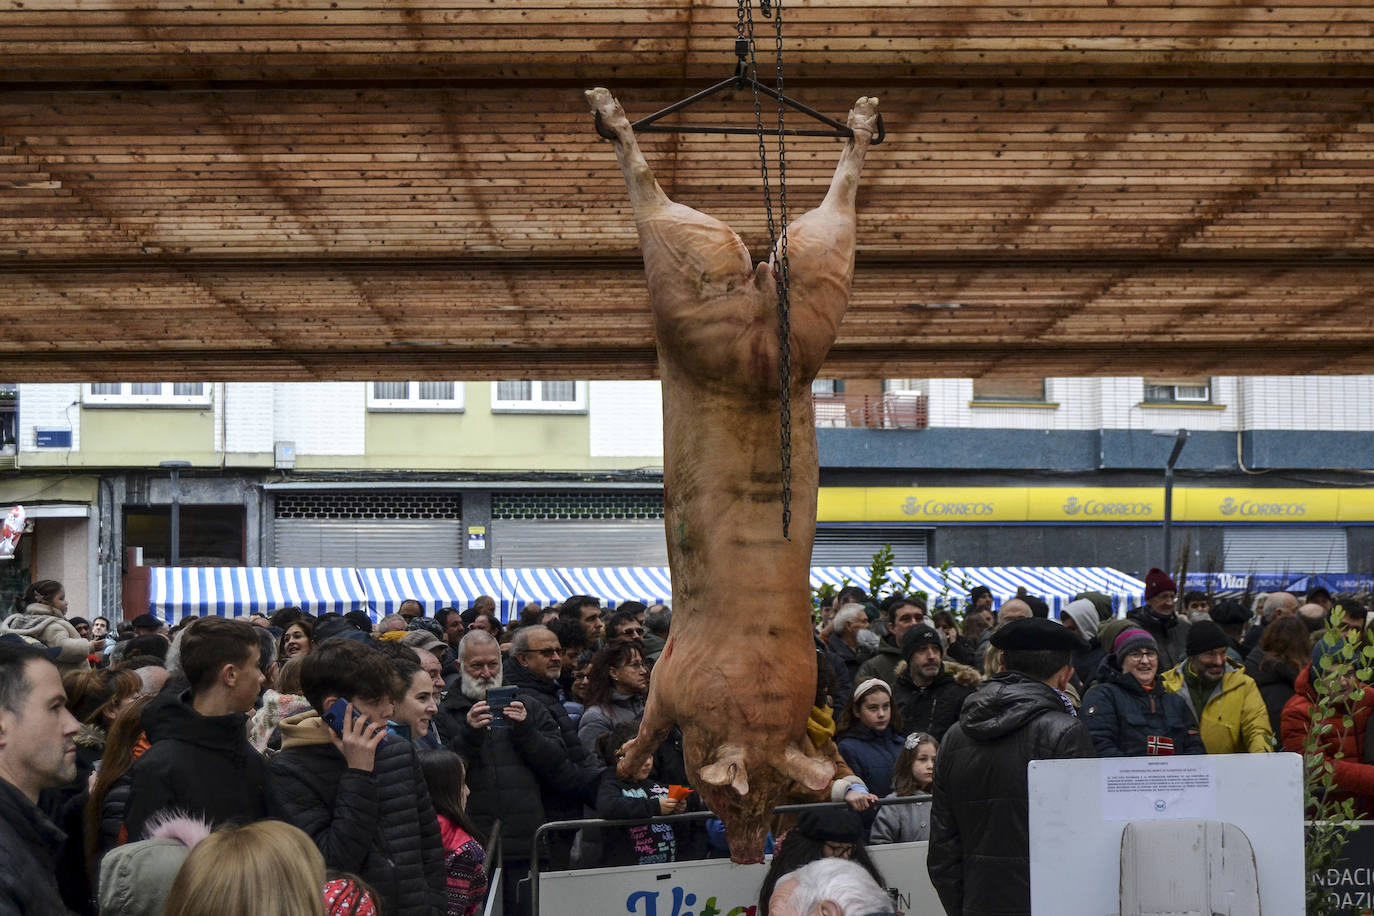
left=417, top=748, right=488, bottom=916
left=835, top=678, right=904, bottom=826
left=594, top=721, right=695, bottom=867
left=869, top=732, right=936, bottom=845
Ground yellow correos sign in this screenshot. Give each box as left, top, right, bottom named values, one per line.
left=818, top=487, right=1026, bottom=522
left=1180, top=488, right=1337, bottom=522
left=1028, top=488, right=1162, bottom=522
left=817, top=486, right=1374, bottom=523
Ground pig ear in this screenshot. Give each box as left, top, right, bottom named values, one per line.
left=779, top=743, right=835, bottom=792
left=699, top=746, right=750, bottom=796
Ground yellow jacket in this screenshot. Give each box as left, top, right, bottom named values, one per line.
left=1163, top=662, right=1273, bottom=754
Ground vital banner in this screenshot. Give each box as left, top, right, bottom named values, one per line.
left=536, top=841, right=942, bottom=916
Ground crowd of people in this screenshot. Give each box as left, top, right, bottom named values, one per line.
left=0, top=566, right=1364, bottom=915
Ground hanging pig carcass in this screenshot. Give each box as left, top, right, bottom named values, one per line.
left=585, top=88, right=881, bottom=863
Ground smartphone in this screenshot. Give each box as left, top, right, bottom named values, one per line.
left=485, top=686, right=519, bottom=729
left=323, top=698, right=387, bottom=748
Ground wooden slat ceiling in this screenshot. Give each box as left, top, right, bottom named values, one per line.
left=2, top=1, right=1373, bottom=381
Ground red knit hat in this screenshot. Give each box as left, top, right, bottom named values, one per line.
left=1143, top=568, right=1177, bottom=601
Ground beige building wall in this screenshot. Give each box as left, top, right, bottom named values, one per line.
left=32, top=516, right=96, bottom=619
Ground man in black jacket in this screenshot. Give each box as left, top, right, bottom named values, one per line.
left=269, top=637, right=445, bottom=916
left=437, top=630, right=573, bottom=916
left=928, top=618, right=1094, bottom=916
left=123, top=618, right=274, bottom=840
left=0, top=640, right=80, bottom=915
left=892, top=624, right=978, bottom=742
left=504, top=624, right=604, bottom=868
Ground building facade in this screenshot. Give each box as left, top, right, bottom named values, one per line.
left=3, top=375, right=1372, bottom=618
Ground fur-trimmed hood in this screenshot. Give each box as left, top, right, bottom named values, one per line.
left=944, top=660, right=984, bottom=688
left=98, top=813, right=211, bottom=916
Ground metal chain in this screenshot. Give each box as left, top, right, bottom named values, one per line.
left=743, top=0, right=794, bottom=541
left=771, top=0, right=793, bottom=542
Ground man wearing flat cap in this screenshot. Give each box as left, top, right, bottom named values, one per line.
left=928, top=618, right=1094, bottom=916
left=1162, top=620, right=1272, bottom=755
left=891, top=624, right=979, bottom=742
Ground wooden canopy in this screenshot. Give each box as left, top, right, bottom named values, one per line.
left=2, top=1, right=1373, bottom=381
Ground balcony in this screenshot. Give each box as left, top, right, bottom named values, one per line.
left=813, top=393, right=928, bottom=430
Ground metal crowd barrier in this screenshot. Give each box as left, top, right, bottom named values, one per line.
left=527, top=794, right=931, bottom=916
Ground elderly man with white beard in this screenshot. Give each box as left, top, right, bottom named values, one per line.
left=435, top=630, right=580, bottom=916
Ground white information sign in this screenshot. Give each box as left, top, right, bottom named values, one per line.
left=537, top=841, right=942, bottom=915
left=1099, top=755, right=1217, bottom=821
left=1029, top=753, right=1305, bottom=915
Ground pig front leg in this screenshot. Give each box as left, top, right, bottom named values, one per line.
left=615, top=636, right=678, bottom=780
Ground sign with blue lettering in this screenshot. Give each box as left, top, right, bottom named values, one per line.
left=34, top=428, right=71, bottom=449
left=537, top=841, right=941, bottom=915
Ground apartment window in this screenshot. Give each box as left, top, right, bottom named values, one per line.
left=1144, top=378, right=1211, bottom=404
left=367, top=381, right=464, bottom=412
left=83, top=383, right=210, bottom=407
left=811, top=380, right=844, bottom=395
left=490, top=381, right=586, bottom=413
left=972, top=378, right=1047, bottom=402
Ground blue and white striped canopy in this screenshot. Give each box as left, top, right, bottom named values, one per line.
left=148, top=567, right=368, bottom=624
left=556, top=567, right=674, bottom=609
left=357, top=567, right=481, bottom=620
left=810, top=566, right=1145, bottom=617
left=148, top=565, right=1144, bottom=623
left=356, top=567, right=568, bottom=621
left=501, top=569, right=571, bottom=621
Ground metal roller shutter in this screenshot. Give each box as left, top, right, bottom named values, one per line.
left=1222, top=527, right=1348, bottom=574
left=274, top=519, right=462, bottom=567
left=490, top=520, right=668, bottom=566
left=811, top=526, right=929, bottom=565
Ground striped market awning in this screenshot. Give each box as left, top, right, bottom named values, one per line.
left=147, top=565, right=1145, bottom=623
left=811, top=566, right=1145, bottom=617
left=148, top=567, right=368, bottom=623
left=557, top=567, right=674, bottom=609
left=355, top=567, right=569, bottom=621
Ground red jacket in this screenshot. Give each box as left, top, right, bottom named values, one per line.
left=1280, top=664, right=1374, bottom=816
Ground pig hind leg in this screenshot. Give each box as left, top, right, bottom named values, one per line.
left=782, top=97, right=879, bottom=270
left=586, top=88, right=752, bottom=301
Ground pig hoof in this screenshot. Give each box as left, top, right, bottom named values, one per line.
left=848, top=96, right=880, bottom=138
left=586, top=87, right=631, bottom=132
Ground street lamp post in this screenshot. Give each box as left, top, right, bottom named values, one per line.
left=1151, top=429, right=1190, bottom=575
left=159, top=460, right=192, bottom=566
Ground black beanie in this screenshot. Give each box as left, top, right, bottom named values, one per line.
left=900, top=624, right=943, bottom=659
left=1186, top=620, right=1230, bottom=657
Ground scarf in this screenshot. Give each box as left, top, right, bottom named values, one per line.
left=1140, top=607, right=1179, bottom=632
left=806, top=705, right=836, bottom=749
left=1183, top=661, right=1222, bottom=716
left=1052, top=687, right=1078, bottom=718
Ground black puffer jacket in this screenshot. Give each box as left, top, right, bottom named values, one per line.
left=504, top=659, right=604, bottom=820
left=1244, top=646, right=1300, bottom=736
left=1081, top=666, right=1205, bottom=757
left=1126, top=606, right=1191, bottom=671
left=0, top=777, right=69, bottom=916
left=268, top=711, right=445, bottom=916
left=927, top=672, right=1094, bottom=916
left=893, top=661, right=980, bottom=742
left=123, top=690, right=274, bottom=840
left=437, top=688, right=574, bottom=862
